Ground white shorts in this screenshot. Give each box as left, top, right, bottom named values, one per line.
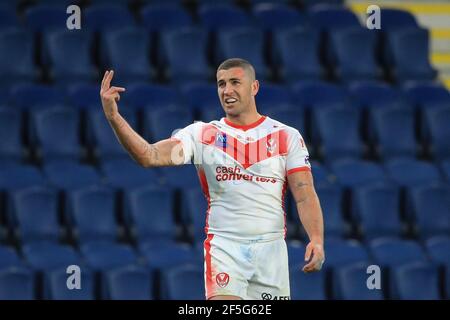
left=203, top=234, right=290, bottom=300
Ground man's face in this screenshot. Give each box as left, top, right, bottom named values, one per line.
left=216, top=67, right=259, bottom=117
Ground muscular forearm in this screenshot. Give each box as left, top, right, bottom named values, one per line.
left=295, top=188, right=324, bottom=244
left=108, top=113, right=161, bottom=167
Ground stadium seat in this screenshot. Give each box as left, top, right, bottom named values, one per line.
left=425, top=236, right=450, bottom=267
left=329, top=27, right=382, bottom=81
left=311, top=161, right=336, bottom=187
left=349, top=81, right=408, bottom=110
left=139, top=241, right=198, bottom=271
left=0, top=163, right=46, bottom=192
left=11, top=186, right=61, bottom=243
left=402, top=81, right=450, bottom=110
left=45, top=30, right=97, bottom=82
left=124, top=186, right=177, bottom=242
left=216, top=28, right=270, bottom=80
left=0, top=107, right=24, bottom=160
left=140, top=3, right=193, bottom=32
left=369, top=238, right=428, bottom=269
left=10, top=83, right=66, bottom=109
left=308, top=5, right=361, bottom=32
left=384, top=159, right=441, bottom=187
left=144, top=106, right=194, bottom=142
left=161, top=166, right=200, bottom=190
left=423, top=106, right=450, bottom=160
left=0, top=5, right=19, bottom=29
left=409, top=184, right=450, bottom=238
left=100, top=158, right=162, bottom=190
left=182, top=188, right=208, bottom=242
left=290, top=81, right=350, bottom=110
left=442, top=161, right=450, bottom=182
left=391, top=262, right=440, bottom=300
left=0, top=28, right=38, bottom=83
left=23, top=242, right=81, bottom=271
left=24, top=4, right=68, bottom=32
left=161, top=28, right=212, bottom=82
left=180, top=82, right=219, bottom=114
left=0, top=245, right=24, bottom=269
left=31, top=107, right=83, bottom=161
left=290, top=268, right=326, bottom=300
left=87, top=108, right=137, bottom=159
left=265, top=106, right=305, bottom=136
left=314, top=106, right=364, bottom=160
left=378, top=8, right=419, bottom=30
left=43, top=161, right=101, bottom=191
left=252, top=3, right=306, bottom=32
left=198, top=3, right=251, bottom=32
left=103, top=27, right=155, bottom=83
left=330, top=159, right=388, bottom=187
left=106, top=265, right=154, bottom=300
left=161, top=264, right=204, bottom=300
left=201, top=107, right=224, bottom=123
left=352, top=184, right=403, bottom=239
left=67, top=185, right=120, bottom=244
left=80, top=242, right=138, bottom=271
left=333, top=262, right=384, bottom=300
left=66, top=83, right=99, bottom=110
left=122, top=83, right=180, bottom=110
left=324, top=239, right=371, bottom=270
left=0, top=267, right=35, bottom=300
left=45, top=267, right=95, bottom=300
left=386, top=28, right=437, bottom=82
left=273, top=27, right=324, bottom=81
left=255, top=83, right=293, bottom=112
left=83, top=4, right=136, bottom=32
left=370, top=107, right=417, bottom=159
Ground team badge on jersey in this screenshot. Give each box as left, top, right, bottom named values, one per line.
left=215, top=133, right=227, bottom=148
left=266, top=138, right=277, bottom=154
left=216, top=272, right=230, bottom=288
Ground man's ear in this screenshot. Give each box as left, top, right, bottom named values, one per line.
left=252, top=80, right=259, bottom=96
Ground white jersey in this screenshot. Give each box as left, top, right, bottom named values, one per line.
left=173, top=116, right=311, bottom=242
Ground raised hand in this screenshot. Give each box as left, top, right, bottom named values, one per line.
left=100, top=70, right=126, bottom=121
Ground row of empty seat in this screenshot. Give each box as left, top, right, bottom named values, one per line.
left=0, top=3, right=436, bottom=83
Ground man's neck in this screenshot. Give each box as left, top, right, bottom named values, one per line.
left=225, top=111, right=262, bottom=127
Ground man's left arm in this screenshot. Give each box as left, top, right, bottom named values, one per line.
left=287, top=170, right=325, bottom=273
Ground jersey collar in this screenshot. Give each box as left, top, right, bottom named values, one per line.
left=223, top=115, right=267, bottom=131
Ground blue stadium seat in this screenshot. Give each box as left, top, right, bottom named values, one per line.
left=273, top=27, right=324, bottom=81
left=333, top=263, right=384, bottom=300
left=349, top=81, right=408, bottom=110
left=252, top=3, right=306, bottom=32
left=330, top=159, right=388, bottom=187
left=265, top=106, right=305, bottom=135
left=24, top=4, right=68, bottom=32
left=67, top=185, right=120, bottom=244
left=391, top=262, right=440, bottom=300
left=216, top=28, right=270, bottom=80
left=103, top=27, right=155, bottom=83
left=386, top=28, right=437, bottom=82
left=425, top=236, right=450, bottom=268
left=10, top=83, right=66, bottom=109
left=313, top=185, right=348, bottom=237
left=100, top=158, right=162, bottom=190
left=198, top=3, right=251, bottom=32
left=370, top=107, right=417, bottom=159
left=290, top=81, right=350, bottom=110
left=424, top=106, right=450, bottom=160
left=45, top=267, right=95, bottom=300
left=286, top=240, right=305, bottom=269
left=106, top=265, right=154, bottom=300
left=87, top=108, right=137, bottom=159
left=66, top=83, right=99, bottom=110
left=23, top=242, right=81, bottom=271
left=369, top=238, right=428, bottom=269
left=83, top=4, right=136, bottom=32
left=122, top=83, right=181, bottom=110
left=182, top=188, right=208, bottom=242
left=180, top=82, right=219, bottom=113
left=0, top=163, right=46, bottom=192
left=384, top=159, right=441, bottom=187
left=140, top=3, right=193, bottom=32
left=124, top=186, right=177, bottom=242
left=11, top=186, right=61, bottom=243
left=329, top=27, right=382, bottom=81
left=442, top=161, right=450, bottom=182
left=161, top=264, right=204, bottom=300
left=31, top=107, right=83, bottom=161
left=290, top=268, right=326, bottom=300
left=0, top=267, right=35, bottom=300
left=402, top=81, right=450, bottom=110
left=0, top=108, right=24, bottom=160
left=0, top=28, right=38, bottom=83
left=308, top=4, right=361, bottom=32
left=43, top=160, right=101, bottom=191
left=139, top=241, right=198, bottom=271
left=0, top=5, right=19, bottom=29
left=144, top=106, right=194, bottom=142
left=314, top=106, right=364, bottom=160
left=409, top=184, right=450, bottom=238
left=311, top=161, right=336, bottom=187
left=324, top=239, right=371, bottom=272
left=161, top=166, right=200, bottom=190
left=80, top=242, right=138, bottom=271
left=45, top=30, right=97, bottom=82
left=161, top=28, right=211, bottom=82
left=0, top=245, right=24, bottom=269
left=352, top=184, right=403, bottom=239
left=201, top=107, right=224, bottom=123
left=255, top=83, right=294, bottom=113
left=379, top=8, right=419, bottom=31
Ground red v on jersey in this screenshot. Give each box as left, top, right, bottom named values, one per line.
left=200, top=124, right=288, bottom=169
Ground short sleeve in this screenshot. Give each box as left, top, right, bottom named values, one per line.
left=286, top=129, right=311, bottom=175
left=172, top=123, right=197, bottom=164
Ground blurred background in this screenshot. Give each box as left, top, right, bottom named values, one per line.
left=0, top=0, right=449, bottom=300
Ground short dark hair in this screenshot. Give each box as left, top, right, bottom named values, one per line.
left=217, top=58, right=256, bottom=80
